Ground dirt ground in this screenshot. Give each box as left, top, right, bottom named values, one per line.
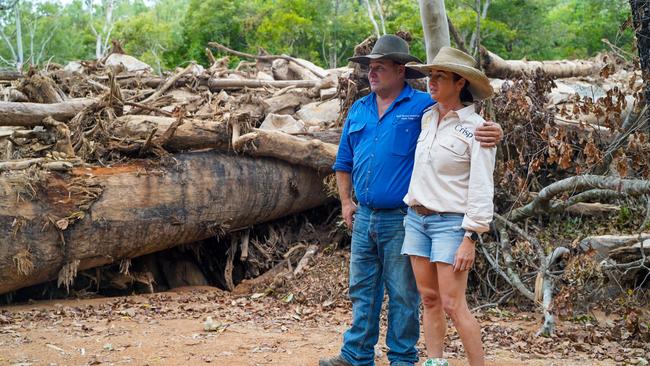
left=1, top=285, right=641, bottom=366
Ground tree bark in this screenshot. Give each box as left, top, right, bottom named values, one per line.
left=579, top=233, right=650, bottom=259
left=0, top=99, right=96, bottom=127
left=0, top=70, right=22, bottom=80
left=112, top=115, right=231, bottom=152
left=630, top=0, right=650, bottom=105
left=0, top=150, right=329, bottom=295
left=233, top=129, right=338, bottom=173
left=480, top=47, right=602, bottom=79
left=418, top=0, right=451, bottom=62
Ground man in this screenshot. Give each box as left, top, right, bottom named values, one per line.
left=320, top=35, right=503, bottom=366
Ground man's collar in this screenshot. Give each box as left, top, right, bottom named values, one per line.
left=361, top=82, right=414, bottom=105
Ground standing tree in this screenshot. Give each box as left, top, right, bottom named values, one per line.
left=630, top=0, right=650, bottom=114
left=0, top=0, right=24, bottom=70
left=418, top=0, right=450, bottom=62
left=85, top=0, right=115, bottom=59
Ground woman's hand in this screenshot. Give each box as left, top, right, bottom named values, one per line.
left=453, top=237, right=476, bottom=272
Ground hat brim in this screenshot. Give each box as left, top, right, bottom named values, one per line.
left=348, top=53, right=425, bottom=79
left=406, top=62, right=494, bottom=100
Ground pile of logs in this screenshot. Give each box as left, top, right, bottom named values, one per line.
left=0, top=37, right=648, bottom=321
left=0, top=46, right=346, bottom=295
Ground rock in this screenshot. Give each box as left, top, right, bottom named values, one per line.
left=104, top=54, right=153, bottom=73
left=296, top=99, right=340, bottom=127
left=259, top=114, right=306, bottom=134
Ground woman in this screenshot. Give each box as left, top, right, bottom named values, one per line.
left=401, top=47, right=496, bottom=366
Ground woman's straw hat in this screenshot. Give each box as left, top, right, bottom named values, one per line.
left=406, top=47, right=493, bottom=100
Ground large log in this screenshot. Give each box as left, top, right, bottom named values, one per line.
left=113, top=115, right=342, bottom=172
left=0, top=70, right=23, bottom=81
left=0, top=99, right=96, bottom=127
left=112, top=115, right=231, bottom=151
left=480, top=47, right=602, bottom=79
left=0, top=151, right=329, bottom=294
left=131, top=76, right=321, bottom=91
left=233, top=129, right=337, bottom=173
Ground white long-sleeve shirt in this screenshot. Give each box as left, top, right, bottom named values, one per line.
left=403, top=104, right=496, bottom=233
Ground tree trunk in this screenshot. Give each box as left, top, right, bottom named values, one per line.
left=480, top=47, right=602, bottom=79
left=0, top=70, right=23, bottom=81
left=579, top=233, right=650, bottom=259
left=0, top=99, right=96, bottom=127
left=418, top=0, right=451, bottom=62
left=630, top=0, right=650, bottom=105
left=112, top=115, right=231, bottom=152
left=124, top=76, right=321, bottom=91
left=14, top=1, right=23, bottom=71
left=0, top=151, right=329, bottom=295
left=233, top=129, right=337, bottom=173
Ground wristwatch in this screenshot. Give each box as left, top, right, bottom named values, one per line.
left=464, top=231, right=479, bottom=242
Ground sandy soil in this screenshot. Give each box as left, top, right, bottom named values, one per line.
left=0, top=286, right=631, bottom=366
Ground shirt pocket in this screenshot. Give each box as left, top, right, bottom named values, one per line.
left=347, top=119, right=367, bottom=146
left=392, top=120, right=419, bottom=156
left=438, top=135, right=470, bottom=158
left=417, top=128, right=429, bottom=143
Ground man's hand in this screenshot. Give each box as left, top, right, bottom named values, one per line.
left=474, top=120, right=503, bottom=148
left=342, top=200, right=357, bottom=229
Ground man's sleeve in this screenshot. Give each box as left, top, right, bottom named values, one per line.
left=332, top=107, right=355, bottom=172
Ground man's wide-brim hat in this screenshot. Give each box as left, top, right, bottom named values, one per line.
left=348, top=34, right=425, bottom=79
left=406, top=46, right=493, bottom=100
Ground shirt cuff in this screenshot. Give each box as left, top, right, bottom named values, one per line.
left=461, top=215, right=491, bottom=234
left=332, top=162, right=352, bottom=172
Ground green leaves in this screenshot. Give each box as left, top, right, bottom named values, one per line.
left=0, top=0, right=636, bottom=72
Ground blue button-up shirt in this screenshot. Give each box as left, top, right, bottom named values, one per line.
left=332, top=83, right=434, bottom=209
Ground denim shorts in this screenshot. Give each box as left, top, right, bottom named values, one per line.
left=401, top=207, right=465, bottom=264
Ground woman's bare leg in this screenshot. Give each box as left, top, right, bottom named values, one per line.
left=436, top=262, right=485, bottom=366
left=410, top=256, right=446, bottom=358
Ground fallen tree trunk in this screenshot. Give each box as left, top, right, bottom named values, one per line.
left=129, top=76, right=321, bottom=91
left=0, top=99, right=96, bottom=127
left=579, top=233, right=650, bottom=259
left=0, top=70, right=23, bottom=81
left=112, top=115, right=231, bottom=152
left=113, top=116, right=340, bottom=171
left=0, top=151, right=329, bottom=295
left=480, top=47, right=602, bottom=79
left=233, top=129, right=337, bottom=173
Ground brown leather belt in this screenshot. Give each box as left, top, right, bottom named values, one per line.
left=410, top=205, right=438, bottom=216
left=410, top=205, right=462, bottom=217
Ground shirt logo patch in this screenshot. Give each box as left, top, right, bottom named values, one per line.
left=396, top=114, right=420, bottom=121
left=454, top=124, right=474, bottom=139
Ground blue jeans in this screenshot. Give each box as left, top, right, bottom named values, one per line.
left=340, top=205, right=420, bottom=366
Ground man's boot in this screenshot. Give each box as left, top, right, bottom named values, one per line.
left=319, top=355, right=352, bottom=366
